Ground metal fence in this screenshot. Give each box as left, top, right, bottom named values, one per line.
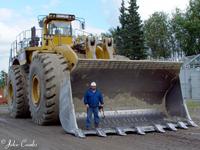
left=180, top=54, right=200, bottom=101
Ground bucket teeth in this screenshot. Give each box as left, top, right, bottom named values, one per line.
left=154, top=124, right=165, bottom=133
left=96, top=128, right=107, bottom=137
left=136, top=127, right=145, bottom=135
left=71, top=121, right=198, bottom=137
left=123, top=127, right=135, bottom=133
left=74, top=129, right=86, bottom=138
left=187, top=120, right=198, bottom=127
left=178, top=121, right=188, bottom=129
left=116, top=127, right=127, bottom=136
left=166, top=123, right=177, bottom=131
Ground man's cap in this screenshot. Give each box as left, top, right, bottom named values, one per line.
left=90, top=82, right=96, bottom=86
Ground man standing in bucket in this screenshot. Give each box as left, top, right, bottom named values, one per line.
left=84, top=82, right=104, bottom=129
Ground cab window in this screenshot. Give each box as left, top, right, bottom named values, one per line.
left=48, top=21, right=72, bottom=36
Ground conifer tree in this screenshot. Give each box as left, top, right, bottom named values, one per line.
left=115, top=0, right=146, bottom=59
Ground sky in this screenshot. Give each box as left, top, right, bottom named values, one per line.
left=0, top=0, right=189, bottom=72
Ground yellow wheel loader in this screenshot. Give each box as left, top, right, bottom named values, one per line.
left=7, top=13, right=197, bottom=138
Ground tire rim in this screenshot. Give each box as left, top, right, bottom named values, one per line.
left=32, top=75, right=40, bottom=106
left=8, top=82, right=13, bottom=104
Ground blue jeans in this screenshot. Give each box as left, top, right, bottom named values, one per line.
left=86, top=107, right=99, bottom=129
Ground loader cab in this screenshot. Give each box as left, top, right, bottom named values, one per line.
left=41, top=13, right=76, bottom=47
left=48, top=20, right=72, bottom=36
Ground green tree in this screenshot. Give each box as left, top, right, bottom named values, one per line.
left=115, top=0, right=129, bottom=56
left=119, top=0, right=127, bottom=30
left=0, top=71, right=7, bottom=89
left=170, top=8, right=186, bottom=58
left=170, top=0, right=200, bottom=56
left=144, top=12, right=171, bottom=58
left=125, top=0, right=146, bottom=59
left=108, top=0, right=146, bottom=59
left=184, top=0, right=200, bottom=55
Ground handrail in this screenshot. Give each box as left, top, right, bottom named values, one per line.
left=10, top=29, right=43, bottom=59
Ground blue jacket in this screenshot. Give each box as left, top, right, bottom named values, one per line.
left=84, top=89, right=104, bottom=108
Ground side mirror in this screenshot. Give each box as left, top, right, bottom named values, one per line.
left=81, top=22, right=85, bottom=30
left=39, top=20, right=44, bottom=28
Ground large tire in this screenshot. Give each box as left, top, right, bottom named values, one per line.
left=28, top=53, right=68, bottom=125
left=7, top=65, right=30, bottom=118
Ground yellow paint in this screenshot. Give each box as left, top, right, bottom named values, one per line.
left=20, top=14, right=115, bottom=72
left=51, top=36, right=73, bottom=46
left=8, top=82, right=13, bottom=103
left=102, top=43, right=110, bottom=59
left=96, top=46, right=104, bottom=59
left=102, top=38, right=114, bottom=59
left=32, top=75, right=40, bottom=106
left=53, top=45, right=78, bottom=70
left=85, top=37, right=97, bottom=59
left=86, top=49, right=94, bottom=59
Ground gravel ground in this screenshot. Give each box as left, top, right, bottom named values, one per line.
left=0, top=106, right=200, bottom=150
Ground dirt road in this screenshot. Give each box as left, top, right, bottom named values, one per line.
left=0, top=106, right=200, bottom=150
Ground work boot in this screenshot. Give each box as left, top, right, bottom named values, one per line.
left=86, top=126, right=90, bottom=130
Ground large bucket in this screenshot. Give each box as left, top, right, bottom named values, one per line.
left=59, top=59, right=197, bottom=138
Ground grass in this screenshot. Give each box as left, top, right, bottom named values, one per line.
left=186, top=100, right=200, bottom=109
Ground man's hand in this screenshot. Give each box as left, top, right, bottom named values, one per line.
left=86, top=104, right=89, bottom=109
left=99, top=105, right=103, bottom=110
